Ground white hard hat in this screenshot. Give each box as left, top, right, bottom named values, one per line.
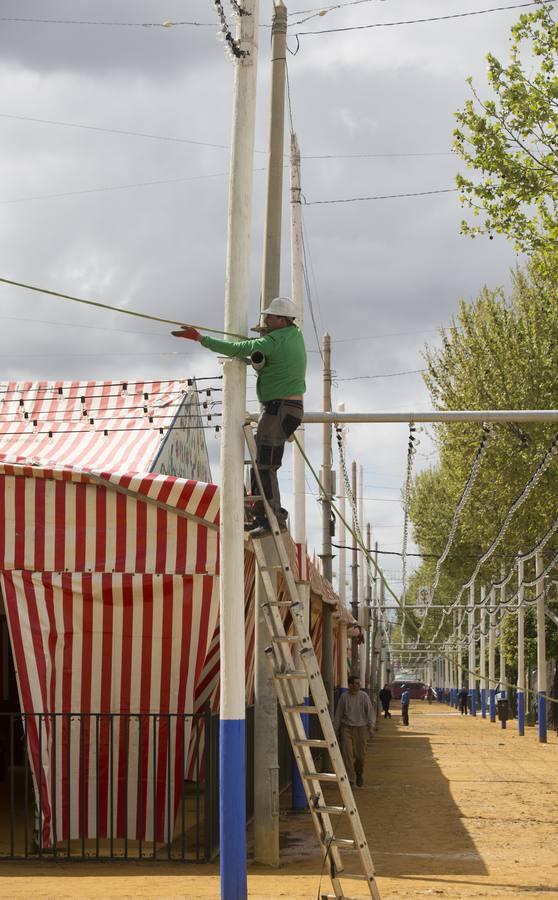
left=263, top=297, right=297, bottom=319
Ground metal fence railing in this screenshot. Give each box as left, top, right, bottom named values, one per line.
left=0, top=710, right=210, bottom=862
left=0, top=703, right=295, bottom=864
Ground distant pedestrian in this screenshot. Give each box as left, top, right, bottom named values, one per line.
left=458, top=687, right=469, bottom=715
left=401, top=684, right=410, bottom=726
left=334, top=676, right=374, bottom=787
left=379, top=684, right=392, bottom=719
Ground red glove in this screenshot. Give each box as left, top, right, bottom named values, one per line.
left=171, top=326, right=201, bottom=341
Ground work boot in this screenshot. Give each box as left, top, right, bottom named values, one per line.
left=356, top=774, right=363, bottom=787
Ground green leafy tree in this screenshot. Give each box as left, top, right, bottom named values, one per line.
left=406, top=255, right=558, bottom=683
left=454, top=3, right=558, bottom=253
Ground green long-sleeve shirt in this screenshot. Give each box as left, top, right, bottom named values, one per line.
left=201, top=325, right=306, bottom=402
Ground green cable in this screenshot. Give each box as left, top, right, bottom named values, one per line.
left=0, top=276, right=249, bottom=340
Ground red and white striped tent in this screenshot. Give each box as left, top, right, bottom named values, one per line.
left=0, top=380, right=219, bottom=846
left=0, top=379, right=349, bottom=847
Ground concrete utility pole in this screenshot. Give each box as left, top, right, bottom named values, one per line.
left=536, top=551, right=547, bottom=743
left=499, top=571, right=506, bottom=713
left=219, top=1, right=259, bottom=895
left=351, top=460, right=359, bottom=674
left=320, top=333, right=334, bottom=709
left=290, top=131, right=310, bottom=811
left=337, top=403, right=348, bottom=693
left=517, top=556, right=525, bottom=736
left=254, top=0, right=287, bottom=864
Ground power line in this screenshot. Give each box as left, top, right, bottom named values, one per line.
left=294, top=2, right=554, bottom=34
left=337, top=369, right=426, bottom=381
left=304, top=188, right=458, bottom=205
left=0, top=113, right=452, bottom=161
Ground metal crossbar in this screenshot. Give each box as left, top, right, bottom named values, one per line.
left=244, top=424, right=380, bottom=900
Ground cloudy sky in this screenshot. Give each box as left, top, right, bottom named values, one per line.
left=0, top=0, right=525, bottom=598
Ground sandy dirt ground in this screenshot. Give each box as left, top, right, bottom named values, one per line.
left=1, top=703, right=557, bottom=899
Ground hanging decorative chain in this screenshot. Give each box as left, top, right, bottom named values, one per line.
left=400, top=423, right=417, bottom=642
left=213, top=0, right=250, bottom=59
left=413, top=423, right=491, bottom=645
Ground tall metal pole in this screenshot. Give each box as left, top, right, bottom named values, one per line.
left=479, top=585, right=487, bottom=718
left=488, top=587, right=496, bottom=722
left=499, top=570, right=507, bottom=730
left=468, top=581, right=477, bottom=716
left=536, top=550, right=547, bottom=743
left=517, top=555, right=525, bottom=736
left=351, top=460, right=359, bottom=674
left=320, top=333, right=334, bottom=708
left=337, top=403, right=348, bottom=692
left=290, top=129, right=310, bottom=810
left=219, top=1, right=259, bottom=894
left=254, top=0, right=287, bottom=863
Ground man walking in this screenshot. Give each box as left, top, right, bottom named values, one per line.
left=172, top=297, right=306, bottom=537
left=458, top=686, right=469, bottom=715
left=379, top=684, right=392, bottom=719
left=400, top=684, right=410, bottom=726
left=334, top=676, right=373, bottom=787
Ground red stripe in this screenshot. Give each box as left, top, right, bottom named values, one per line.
left=175, top=517, right=188, bottom=573
left=95, top=487, right=107, bottom=571
left=136, top=577, right=153, bottom=839
left=79, top=573, right=94, bottom=837
left=98, top=574, right=114, bottom=837
left=74, top=484, right=86, bottom=571
left=0, top=477, right=5, bottom=569
left=115, top=493, right=127, bottom=571
left=116, top=578, right=134, bottom=837
left=135, top=501, right=147, bottom=572
left=155, top=509, right=167, bottom=572
left=33, top=479, right=46, bottom=571
left=60, top=573, right=74, bottom=839
left=54, top=480, right=66, bottom=571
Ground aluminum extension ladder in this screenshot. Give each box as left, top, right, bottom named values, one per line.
left=244, top=424, right=380, bottom=900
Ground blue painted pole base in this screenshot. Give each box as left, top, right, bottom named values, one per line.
left=292, top=702, right=309, bottom=810
left=538, top=692, right=547, bottom=743
left=220, top=719, right=247, bottom=900
left=469, top=689, right=477, bottom=717
left=517, top=690, right=525, bottom=736
left=480, top=688, right=487, bottom=719
left=489, top=689, right=496, bottom=722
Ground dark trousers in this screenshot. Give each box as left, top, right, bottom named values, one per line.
left=381, top=702, right=391, bottom=718
left=401, top=703, right=409, bottom=725
left=460, top=697, right=468, bottom=715
left=250, top=399, right=303, bottom=524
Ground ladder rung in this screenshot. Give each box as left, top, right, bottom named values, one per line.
left=272, top=635, right=302, bottom=643
left=295, top=738, right=329, bottom=748
left=336, top=873, right=373, bottom=882
left=303, top=772, right=339, bottom=782
left=330, top=838, right=356, bottom=850
left=321, top=895, right=363, bottom=899
left=285, top=705, right=319, bottom=714
left=312, top=804, right=346, bottom=816
left=243, top=494, right=263, bottom=501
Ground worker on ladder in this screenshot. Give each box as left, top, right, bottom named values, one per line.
left=172, top=297, right=306, bottom=537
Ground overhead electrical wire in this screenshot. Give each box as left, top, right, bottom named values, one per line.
left=304, top=188, right=458, bottom=205
left=0, top=112, right=452, bottom=160
left=293, top=1, right=554, bottom=34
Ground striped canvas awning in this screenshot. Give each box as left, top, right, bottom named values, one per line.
left=0, top=380, right=207, bottom=474
left=0, top=459, right=220, bottom=847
